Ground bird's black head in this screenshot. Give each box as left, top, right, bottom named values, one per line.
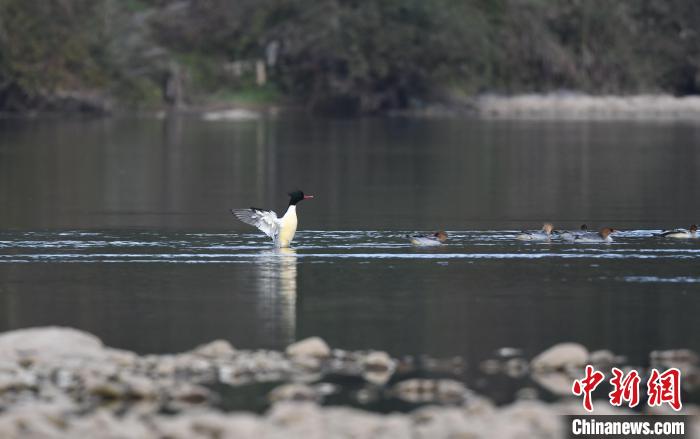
left=288, top=190, right=314, bottom=205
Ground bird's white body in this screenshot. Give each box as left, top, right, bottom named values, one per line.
left=658, top=229, right=697, bottom=239
left=516, top=231, right=550, bottom=241
left=410, top=236, right=443, bottom=246
left=408, top=231, right=448, bottom=246
left=516, top=223, right=554, bottom=241
left=276, top=205, right=298, bottom=248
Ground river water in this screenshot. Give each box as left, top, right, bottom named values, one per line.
left=0, top=115, right=698, bottom=405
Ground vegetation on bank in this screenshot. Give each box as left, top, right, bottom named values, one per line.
left=1, top=0, right=699, bottom=114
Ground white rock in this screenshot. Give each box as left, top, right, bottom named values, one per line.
left=555, top=398, right=634, bottom=415
left=288, top=354, right=322, bottom=371
left=0, top=327, right=104, bottom=364
left=324, top=407, right=411, bottom=439
left=496, top=400, right=564, bottom=438
left=412, top=406, right=477, bottom=438
left=477, top=94, right=700, bottom=121
left=589, top=349, right=616, bottom=367
left=265, top=402, right=324, bottom=439
left=191, top=340, right=236, bottom=359
left=70, top=410, right=151, bottom=438
left=363, top=351, right=394, bottom=371
left=121, top=374, right=158, bottom=399
left=531, top=343, right=588, bottom=372
left=0, top=402, right=70, bottom=438
left=153, top=355, right=176, bottom=376
left=105, top=349, right=138, bottom=367
left=159, top=412, right=262, bottom=439
left=285, top=337, right=330, bottom=359
left=362, top=351, right=395, bottom=385
left=269, top=383, right=319, bottom=403
left=202, top=109, right=260, bottom=121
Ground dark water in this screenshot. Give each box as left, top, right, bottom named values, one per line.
left=1, top=116, right=699, bottom=402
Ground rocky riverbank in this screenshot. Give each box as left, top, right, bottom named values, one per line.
left=398, top=93, right=700, bottom=120
left=9, top=93, right=700, bottom=122
left=474, top=93, right=700, bottom=120
left=0, top=327, right=697, bottom=438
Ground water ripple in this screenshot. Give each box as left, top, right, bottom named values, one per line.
left=620, top=276, right=700, bottom=284
left=0, top=230, right=698, bottom=264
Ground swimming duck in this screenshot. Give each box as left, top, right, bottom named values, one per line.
left=231, top=190, right=314, bottom=248
left=516, top=223, right=554, bottom=241
left=409, top=231, right=448, bottom=246
left=556, top=224, right=588, bottom=241
left=656, top=224, right=697, bottom=239
left=574, top=227, right=616, bottom=243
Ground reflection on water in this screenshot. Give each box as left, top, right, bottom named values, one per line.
left=254, top=248, right=297, bottom=345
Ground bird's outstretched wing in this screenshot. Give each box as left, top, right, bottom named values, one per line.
left=231, top=208, right=279, bottom=239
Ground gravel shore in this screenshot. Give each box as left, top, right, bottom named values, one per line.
left=476, top=94, right=700, bottom=120
left=0, top=327, right=696, bottom=438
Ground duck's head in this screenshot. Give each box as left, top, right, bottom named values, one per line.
left=434, top=231, right=448, bottom=243
left=288, top=190, right=314, bottom=205
left=599, top=227, right=616, bottom=238
left=542, top=223, right=554, bottom=234
left=690, top=224, right=698, bottom=233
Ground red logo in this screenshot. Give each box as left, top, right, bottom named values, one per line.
left=572, top=366, right=682, bottom=412
left=572, top=365, right=605, bottom=412
left=647, top=368, right=682, bottom=411
left=608, top=367, right=641, bottom=408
